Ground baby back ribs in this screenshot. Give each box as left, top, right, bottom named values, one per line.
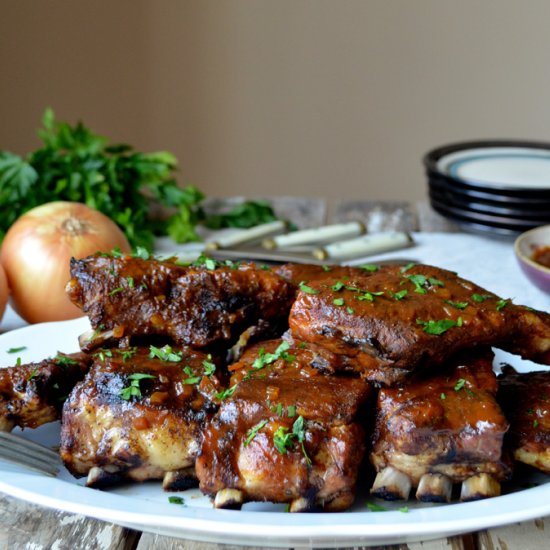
left=370, top=349, right=511, bottom=502
left=0, top=352, right=91, bottom=432
left=196, top=339, right=372, bottom=512
left=289, top=263, right=550, bottom=385
left=60, top=345, right=223, bottom=490
left=498, top=366, right=550, bottom=474
left=66, top=254, right=295, bottom=351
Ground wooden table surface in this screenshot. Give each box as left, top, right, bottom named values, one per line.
left=0, top=198, right=548, bottom=550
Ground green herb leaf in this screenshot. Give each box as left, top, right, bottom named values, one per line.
left=333, top=298, right=345, bottom=306
left=215, top=385, right=237, bottom=400
left=149, top=345, right=183, bottom=362
left=7, top=346, right=27, bottom=354
left=390, top=289, right=408, bottom=300
left=444, top=300, right=468, bottom=310
left=366, top=502, right=388, bottom=512
left=471, top=293, right=492, bottom=303
left=168, top=496, right=185, bottom=505
left=119, top=373, right=156, bottom=400
left=298, top=281, right=320, bottom=295
left=359, top=264, right=380, bottom=272
left=454, top=378, right=466, bottom=391
left=244, top=419, right=269, bottom=447
left=416, top=318, right=461, bottom=335
left=400, top=262, right=416, bottom=273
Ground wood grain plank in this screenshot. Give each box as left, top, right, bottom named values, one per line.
left=0, top=493, right=139, bottom=550
left=136, top=535, right=277, bottom=550
left=477, top=516, right=549, bottom=550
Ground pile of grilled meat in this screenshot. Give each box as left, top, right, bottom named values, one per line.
left=1, top=253, right=549, bottom=511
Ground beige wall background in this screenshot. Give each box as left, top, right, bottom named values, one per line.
left=1, top=0, right=550, bottom=204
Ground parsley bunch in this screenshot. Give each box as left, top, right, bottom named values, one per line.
left=0, top=109, right=278, bottom=249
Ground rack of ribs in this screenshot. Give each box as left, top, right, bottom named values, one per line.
left=370, top=349, right=511, bottom=502
left=60, top=346, right=223, bottom=490
left=196, top=339, right=372, bottom=512
left=66, top=254, right=295, bottom=352
left=288, top=263, right=550, bottom=385
left=0, top=352, right=91, bottom=432
left=498, top=366, right=550, bottom=474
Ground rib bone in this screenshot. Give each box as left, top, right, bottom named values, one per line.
left=416, top=473, right=452, bottom=502
left=370, top=466, right=412, bottom=500
left=162, top=467, right=198, bottom=491
left=460, top=473, right=501, bottom=501
left=214, top=488, right=244, bottom=510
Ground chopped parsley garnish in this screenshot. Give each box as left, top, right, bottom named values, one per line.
left=346, top=306, right=355, bottom=314
left=182, top=366, right=201, bottom=385
left=54, top=354, right=80, bottom=367
left=202, top=356, right=216, bottom=376
left=287, top=404, right=297, bottom=418
left=400, top=262, right=416, bottom=273
left=357, top=290, right=384, bottom=302
left=215, top=385, right=237, bottom=400
left=15, top=357, right=22, bottom=366
left=496, top=299, right=510, bottom=311
left=428, top=277, right=445, bottom=287
left=116, top=347, right=138, bottom=361
left=366, top=502, right=387, bottom=512
left=534, top=419, right=539, bottom=428
left=149, top=345, right=183, bottom=362
left=359, top=264, right=380, bottom=272
left=333, top=298, right=345, bottom=306
left=390, top=290, right=408, bottom=300
left=243, top=419, right=269, bottom=446
left=471, top=293, right=492, bottom=303
left=27, top=367, right=38, bottom=381
left=440, top=393, right=446, bottom=400
left=444, top=300, right=468, bottom=310
left=108, top=287, right=124, bottom=296
left=322, top=265, right=332, bottom=272
left=95, top=349, right=113, bottom=362
left=398, top=506, right=409, bottom=513
left=7, top=346, right=27, bottom=354
left=273, top=416, right=311, bottom=464
left=168, top=496, right=185, bottom=505
left=252, top=341, right=294, bottom=371
left=331, top=281, right=345, bottom=291
left=416, top=318, right=462, bottom=335
left=405, top=274, right=428, bottom=294
left=126, top=276, right=135, bottom=288
left=454, top=378, right=466, bottom=391
left=119, top=373, right=156, bottom=400
left=298, top=281, right=319, bottom=295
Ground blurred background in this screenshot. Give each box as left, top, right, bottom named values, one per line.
left=1, top=0, right=549, bottom=204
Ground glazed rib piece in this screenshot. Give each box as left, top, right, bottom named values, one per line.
left=66, top=254, right=295, bottom=351
left=0, top=352, right=91, bottom=432
left=196, top=339, right=371, bottom=512
left=498, top=366, right=550, bottom=474
left=60, top=346, right=222, bottom=489
left=274, top=263, right=378, bottom=288
left=288, top=263, right=550, bottom=385
left=370, top=350, right=511, bottom=502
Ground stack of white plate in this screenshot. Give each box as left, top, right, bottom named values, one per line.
left=424, top=140, right=550, bottom=236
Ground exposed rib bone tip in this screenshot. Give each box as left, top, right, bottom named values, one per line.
left=370, top=466, right=412, bottom=500
left=163, top=467, right=198, bottom=491
left=214, top=488, right=244, bottom=509
left=78, top=328, right=116, bottom=351
left=289, top=496, right=316, bottom=513
left=460, top=473, right=501, bottom=502
left=416, top=473, right=452, bottom=503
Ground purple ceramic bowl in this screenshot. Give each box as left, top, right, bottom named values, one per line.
left=514, top=225, right=550, bottom=294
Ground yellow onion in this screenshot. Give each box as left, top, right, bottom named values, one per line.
left=0, top=264, right=8, bottom=322
left=0, top=201, right=131, bottom=324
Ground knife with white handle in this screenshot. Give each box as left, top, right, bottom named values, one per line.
left=263, top=221, right=365, bottom=249
left=206, top=220, right=287, bottom=250
left=313, top=232, right=413, bottom=260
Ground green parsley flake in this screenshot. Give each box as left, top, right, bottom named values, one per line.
left=133, top=247, right=150, bottom=260
left=27, top=367, right=38, bottom=381
left=108, top=287, right=124, bottom=296
left=405, top=274, right=428, bottom=294
left=331, top=281, right=345, bottom=291
left=54, top=354, right=81, bottom=367
left=471, top=293, right=492, bottom=303
left=416, top=318, right=462, bottom=335
left=244, top=419, right=268, bottom=447
left=126, top=276, right=135, bottom=288
left=390, top=290, right=408, bottom=301
left=168, top=496, right=185, bottom=505
left=366, top=502, right=387, bottom=512
left=533, top=419, right=539, bottom=428
left=496, top=299, right=510, bottom=311
left=359, top=264, right=380, bottom=272
left=272, top=416, right=311, bottom=464
left=7, top=346, right=27, bottom=354
left=182, top=366, right=201, bottom=385
left=149, top=345, right=183, bottom=362
left=287, top=405, right=297, bottom=418
left=440, top=393, right=446, bottom=400
left=322, top=265, right=332, bottom=272
left=454, top=378, right=466, bottom=391
left=298, top=281, right=319, bottom=295
left=444, top=300, right=468, bottom=310
left=346, top=306, right=355, bottom=314
left=333, top=298, right=345, bottom=306
left=400, top=262, right=416, bottom=273
left=119, top=373, right=156, bottom=400
left=215, top=385, right=237, bottom=400
left=202, top=356, right=216, bottom=376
